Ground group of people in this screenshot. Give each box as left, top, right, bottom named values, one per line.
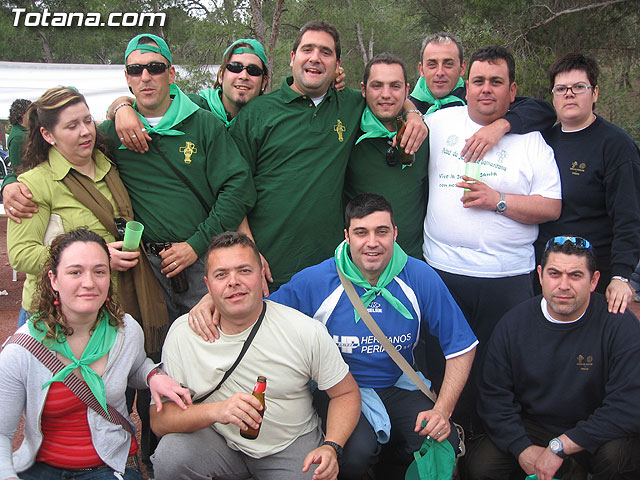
left=1, top=19, right=640, bottom=480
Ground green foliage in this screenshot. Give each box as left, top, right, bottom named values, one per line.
left=1, top=0, right=638, bottom=141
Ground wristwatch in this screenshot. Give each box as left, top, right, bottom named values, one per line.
left=611, top=276, right=630, bottom=283
left=496, top=192, right=507, bottom=214
left=549, top=437, right=567, bottom=459
left=322, top=441, right=344, bottom=460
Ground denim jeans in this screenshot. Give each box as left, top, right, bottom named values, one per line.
left=19, top=462, right=142, bottom=480
left=17, top=307, right=30, bottom=327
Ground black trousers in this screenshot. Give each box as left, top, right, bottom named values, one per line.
left=416, top=270, right=533, bottom=436
left=463, top=418, right=640, bottom=480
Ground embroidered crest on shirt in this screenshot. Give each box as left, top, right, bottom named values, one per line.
left=576, top=354, right=593, bottom=371
left=334, top=119, right=346, bottom=142
left=570, top=161, right=586, bottom=176
left=446, top=135, right=459, bottom=146
left=179, top=141, right=197, bottom=164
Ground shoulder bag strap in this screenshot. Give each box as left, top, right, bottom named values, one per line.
left=4, top=333, right=135, bottom=435
left=336, top=268, right=437, bottom=404
left=149, top=140, right=210, bottom=213
left=194, top=302, right=266, bottom=404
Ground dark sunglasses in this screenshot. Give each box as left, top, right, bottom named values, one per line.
left=126, top=62, right=169, bottom=76
left=225, top=62, right=264, bottom=77
left=545, top=235, right=593, bottom=252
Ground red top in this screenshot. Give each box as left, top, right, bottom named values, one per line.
left=36, top=382, right=138, bottom=469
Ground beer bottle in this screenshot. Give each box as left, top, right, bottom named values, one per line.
left=395, top=115, right=415, bottom=167
left=241, top=376, right=266, bottom=440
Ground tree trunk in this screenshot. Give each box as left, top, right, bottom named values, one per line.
left=38, top=31, right=53, bottom=63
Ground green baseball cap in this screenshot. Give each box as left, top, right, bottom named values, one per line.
left=125, top=33, right=172, bottom=64
left=223, top=39, right=267, bottom=68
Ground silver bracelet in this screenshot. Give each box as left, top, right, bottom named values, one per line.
left=406, top=109, right=422, bottom=116
left=113, top=102, right=133, bottom=117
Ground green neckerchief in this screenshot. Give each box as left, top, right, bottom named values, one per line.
left=120, top=83, right=199, bottom=149
left=356, top=107, right=410, bottom=170
left=410, top=77, right=465, bottom=115
left=334, top=240, right=413, bottom=323
left=28, top=311, right=117, bottom=417
left=198, top=88, right=232, bottom=127
left=356, top=106, right=397, bottom=145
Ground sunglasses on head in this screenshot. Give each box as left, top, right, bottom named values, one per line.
left=225, top=62, right=264, bottom=77
left=545, top=235, right=593, bottom=252
left=126, top=62, right=169, bottom=76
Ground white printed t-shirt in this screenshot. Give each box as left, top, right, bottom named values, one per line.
left=160, top=300, right=349, bottom=458
left=423, top=106, right=561, bottom=277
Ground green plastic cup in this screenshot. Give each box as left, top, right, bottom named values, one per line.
left=122, top=221, right=144, bottom=252
left=464, top=161, right=482, bottom=195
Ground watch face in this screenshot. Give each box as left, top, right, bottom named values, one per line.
left=497, top=201, right=507, bottom=212
left=549, top=439, right=560, bottom=451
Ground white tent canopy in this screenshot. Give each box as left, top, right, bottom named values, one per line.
left=0, top=61, right=218, bottom=121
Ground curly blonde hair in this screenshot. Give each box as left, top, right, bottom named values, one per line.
left=30, top=228, right=124, bottom=344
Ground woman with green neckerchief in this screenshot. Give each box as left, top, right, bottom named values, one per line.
left=0, top=228, right=191, bottom=480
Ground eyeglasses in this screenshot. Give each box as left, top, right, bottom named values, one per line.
left=545, top=235, right=593, bottom=252
left=126, top=62, right=170, bottom=76
left=551, top=83, right=593, bottom=96
left=225, top=62, right=264, bottom=77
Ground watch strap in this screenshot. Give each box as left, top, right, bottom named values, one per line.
left=549, top=437, right=568, bottom=458
left=322, top=440, right=343, bottom=459
left=611, top=275, right=629, bottom=283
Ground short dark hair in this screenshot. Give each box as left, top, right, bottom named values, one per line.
left=420, top=32, right=464, bottom=64
left=345, top=193, right=395, bottom=230
left=469, top=45, right=516, bottom=84
left=548, top=53, right=599, bottom=91
left=292, top=20, right=341, bottom=60
left=205, top=232, right=262, bottom=275
left=363, top=53, right=407, bottom=86
left=540, top=237, right=598, bottom=277
left=9, top=99, right=31, bottom=126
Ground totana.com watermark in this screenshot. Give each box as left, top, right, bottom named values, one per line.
left=12, top=8, right=166, bottom=27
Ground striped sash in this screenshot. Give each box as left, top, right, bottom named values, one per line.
left=3, top=333, right=135, bottom=435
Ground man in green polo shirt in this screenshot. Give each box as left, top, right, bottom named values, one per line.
left=111, top=38, right=269, bottom=153
left=230, top=20, right=427, bottom=290
left=344, top=53, right=427, bottom=259
left=104, top=33, right=255, bottom=321
left=2, top=34, right=255, bottom=321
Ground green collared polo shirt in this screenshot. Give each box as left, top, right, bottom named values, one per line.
left=99, top=107, right=255, bottom=256
left=344, top=136, right=428, bottom=259
left=230, top=78, right=365, bottom=288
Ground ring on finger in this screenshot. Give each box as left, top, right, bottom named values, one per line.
left=119, top=137, right=125, bottom=141
left=9, top=206, right=14, bottom=212
left=131, top=134, right=137, bottom=139
left=173, top=261, right=179, bottom=269
left=141, top=127, right=147, bottom=132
